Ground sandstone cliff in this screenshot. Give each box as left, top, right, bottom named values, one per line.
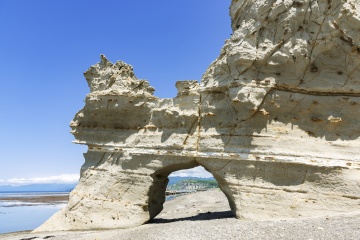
left=36, top=0, right=360, bottom=232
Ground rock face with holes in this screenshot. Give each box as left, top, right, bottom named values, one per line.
left=35, top=0, right=360, bottom=232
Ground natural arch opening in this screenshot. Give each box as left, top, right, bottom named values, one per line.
left=148, top=163, right=234, bottom=222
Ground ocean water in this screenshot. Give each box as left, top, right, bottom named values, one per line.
left=0, top=192, right=67, bottom=234
left=166, top=195, right=177, bottom=201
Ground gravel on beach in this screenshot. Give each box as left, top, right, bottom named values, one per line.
left=1, top=189, right=359, bottom=240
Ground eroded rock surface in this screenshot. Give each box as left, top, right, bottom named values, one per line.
left=36, top=0, right=360, bottom=232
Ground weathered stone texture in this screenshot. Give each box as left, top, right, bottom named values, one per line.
left=36, top=0, right=360, bottom=232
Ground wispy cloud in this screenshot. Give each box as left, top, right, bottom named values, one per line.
left=0, top=174, right=80, bottom=186
left=169, top=166, right=213, bottom=178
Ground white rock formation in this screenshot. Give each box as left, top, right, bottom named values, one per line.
left=35, top=0, right=360, bottom=232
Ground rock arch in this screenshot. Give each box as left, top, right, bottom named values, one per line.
left=36, top=0, right=360, bottom=232
left=149, top=164, right=233, bottom=221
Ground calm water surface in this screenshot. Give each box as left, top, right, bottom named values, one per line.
left=0, top=192, right=67, bottom=234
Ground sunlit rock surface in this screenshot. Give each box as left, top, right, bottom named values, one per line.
left=36, top=0, right=360, bottom=232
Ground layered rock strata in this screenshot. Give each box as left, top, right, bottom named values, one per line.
left=36, top=0, right=360, bottom=232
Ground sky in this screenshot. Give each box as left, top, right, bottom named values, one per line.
left=0, top=0, right=231, bottom=185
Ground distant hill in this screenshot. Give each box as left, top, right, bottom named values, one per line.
left=167, top=177, right=218, bottom=190
left=167, top=177, right=215, bottom=186
left=0, top=183, right=77, bottom=192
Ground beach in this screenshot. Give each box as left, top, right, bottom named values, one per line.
left=1, top=189, right=360, bottom=240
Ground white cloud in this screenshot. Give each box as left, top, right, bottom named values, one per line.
left=0, top=174, right=80, bottom=186
left=169, top=166, right=213, bottom=178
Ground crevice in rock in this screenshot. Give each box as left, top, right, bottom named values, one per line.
left=196, top=93, right=203, bottom=153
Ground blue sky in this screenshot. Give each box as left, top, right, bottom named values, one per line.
left=0, top=1, right=231, bottom=183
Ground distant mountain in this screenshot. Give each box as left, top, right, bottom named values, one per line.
left=0, top=183, right=77, bottom=192
left=167, top=177, right=215, bottom=187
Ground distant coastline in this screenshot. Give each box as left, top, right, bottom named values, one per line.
left=0, top=183, right=77, bottom=193
left=0, top=192, right=69, bottom=207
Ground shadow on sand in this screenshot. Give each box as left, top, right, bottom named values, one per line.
left=149, top=210, right=234, bottom=224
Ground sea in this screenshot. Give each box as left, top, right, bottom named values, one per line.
left=0, top=192, right=178, bottom=234
left=0, top=192, right=68, bottom=234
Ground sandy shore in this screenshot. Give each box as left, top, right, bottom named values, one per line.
left=1, top=189, right=360, bottom=240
